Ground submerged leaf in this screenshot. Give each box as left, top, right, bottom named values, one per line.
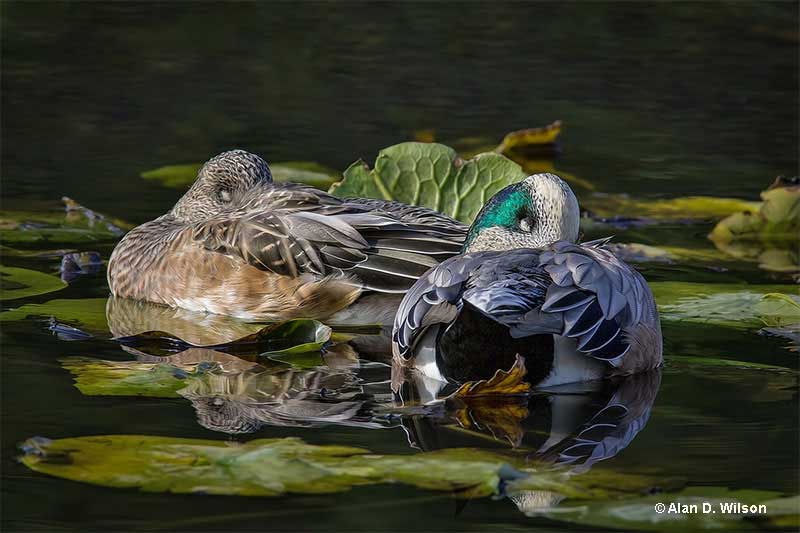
left=329, top=142, right=527, bottom=224
left=0, top=266, right=67, bottom=301
left=141, top=161, right=340, bottom=190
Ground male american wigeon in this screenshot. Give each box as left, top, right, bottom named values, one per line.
left=392, top=173, right=663, bottom=387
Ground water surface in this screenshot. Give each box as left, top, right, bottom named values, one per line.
left=2, top=2, right=798, bottom=531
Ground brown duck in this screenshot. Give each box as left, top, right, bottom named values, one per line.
left=108, top=150, right=467, bottom=322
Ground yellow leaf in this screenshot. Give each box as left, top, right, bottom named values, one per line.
left=496, top=120, right=562, bottom=153
left=448, top=354, right=530, bottom=399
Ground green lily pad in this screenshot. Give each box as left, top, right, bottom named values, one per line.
left=18, top=434, right=669, bottom=500
left=60, top=358, right=190, bottom=398
left=141, top=161, right=340, bottom=190
left=533, top=486, right=784, bottom=531
left=329, top=142, right=527, bottom=224
left=651, top=282, right=799, bottom=329
left=0, top=266, right=67, bottom=301
left=605, top=243, right=730, bottom=265
left=255, top=319, right=332, bottom=356
left=0, top=297, right=109, bottom=331
left=710, top=185, right=799, bottom=244
left=0, top=199, right=131, bottom=245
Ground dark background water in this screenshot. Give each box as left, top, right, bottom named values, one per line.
left=2, top=2, right=798, bottom=531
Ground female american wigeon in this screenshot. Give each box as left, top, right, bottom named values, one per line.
left=108, top=150, right=467, bottom=322
left=392, top=173, right=663, bottom=387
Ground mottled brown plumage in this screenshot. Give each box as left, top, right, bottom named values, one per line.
left=108, top=150, right=467, bottom=321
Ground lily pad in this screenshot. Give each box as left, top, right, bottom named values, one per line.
left=16, top=435, right=514, bottom=498
left=0, top=297, right=109, bottom=331
left=532, top=486, right=785, bottom=531
left=329, top=142, right=527, bottom=224
left=710, top=183, right=799, bottom=244
left=496, top=120, right=562, bottom=155
left=141, top=161, right=340, bottom=190
left=0, top=266, right=67, bottom=301
left=651, top=282, right=799, bottom=329
left=0, top=199, right=130, bottom=245
left=60, top=358, right=190, bottom=398
left=584, top=194, right=761, bottom=222
left=604, top=243, right=729, bottom=265
left=18, top=434, right=670, bottom=501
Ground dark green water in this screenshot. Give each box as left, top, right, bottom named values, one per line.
left=2, top=2, right=798, bottom=531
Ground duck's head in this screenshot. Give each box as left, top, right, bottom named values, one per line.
left=463, top=173, right=580, bottom=253
left=170, top=149, right=273, bottom=222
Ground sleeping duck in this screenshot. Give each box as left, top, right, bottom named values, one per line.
left=108, top=150, right=467, bottom=322
left=392, top=173, right=663, bottom=387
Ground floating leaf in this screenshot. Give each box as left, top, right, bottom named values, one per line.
left=60, top=358, right=190, bottom=398
left=0, top=266, right=67, bottom=301
left=755, top=293, right=800, bottom=327
left=531, top=486, right=783, bottom=531
left=18, top=435, right=519, bottom=498
left=755, top=495, right=800, bottom=529
left=141, top=161, right=340, bottom=190
left=329, top=142, right=527, bottom=224
left=448, top=354, right=530, bottom=399
left=0, top=297, right=109, bottom=331
left=495, top=120, right=562, bottom=155
left=709, top=184, right=800, bottom=273
left=651, top=282, right=799, bottom=329
left=604, top=243, right=729, bottom=265
left=0, top=198, right=130, bottom=245
left=18, top=434, right=669, bottom=501
left=584, top=194, right=761, bottom=221
left=710, top=184, right=799, bottom=243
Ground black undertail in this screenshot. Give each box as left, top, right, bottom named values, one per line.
left=435, top=303, right=554, bottom=384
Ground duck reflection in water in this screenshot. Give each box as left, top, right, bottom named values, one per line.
left=393, top=367, right=661, bottom=514
left=106, top=297, right=395, bottom=434
left=105, top=294, right=661, bottom=515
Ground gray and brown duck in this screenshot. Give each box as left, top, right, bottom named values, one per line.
left=108, top=150, right=467, bottom=322
left=392, top=173, right=663, bottom=387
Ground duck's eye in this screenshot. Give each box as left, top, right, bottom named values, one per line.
left=519, top=218, right=531, bottom=232
left=218, top=190, right=232, bottom=203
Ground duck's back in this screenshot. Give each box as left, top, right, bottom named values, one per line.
left=108, top=183, right=468, bottom=321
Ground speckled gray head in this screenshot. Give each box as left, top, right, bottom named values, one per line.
left=464, top=173, right=580, bottom=253
left=171, top=149, right=273, bottom=222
